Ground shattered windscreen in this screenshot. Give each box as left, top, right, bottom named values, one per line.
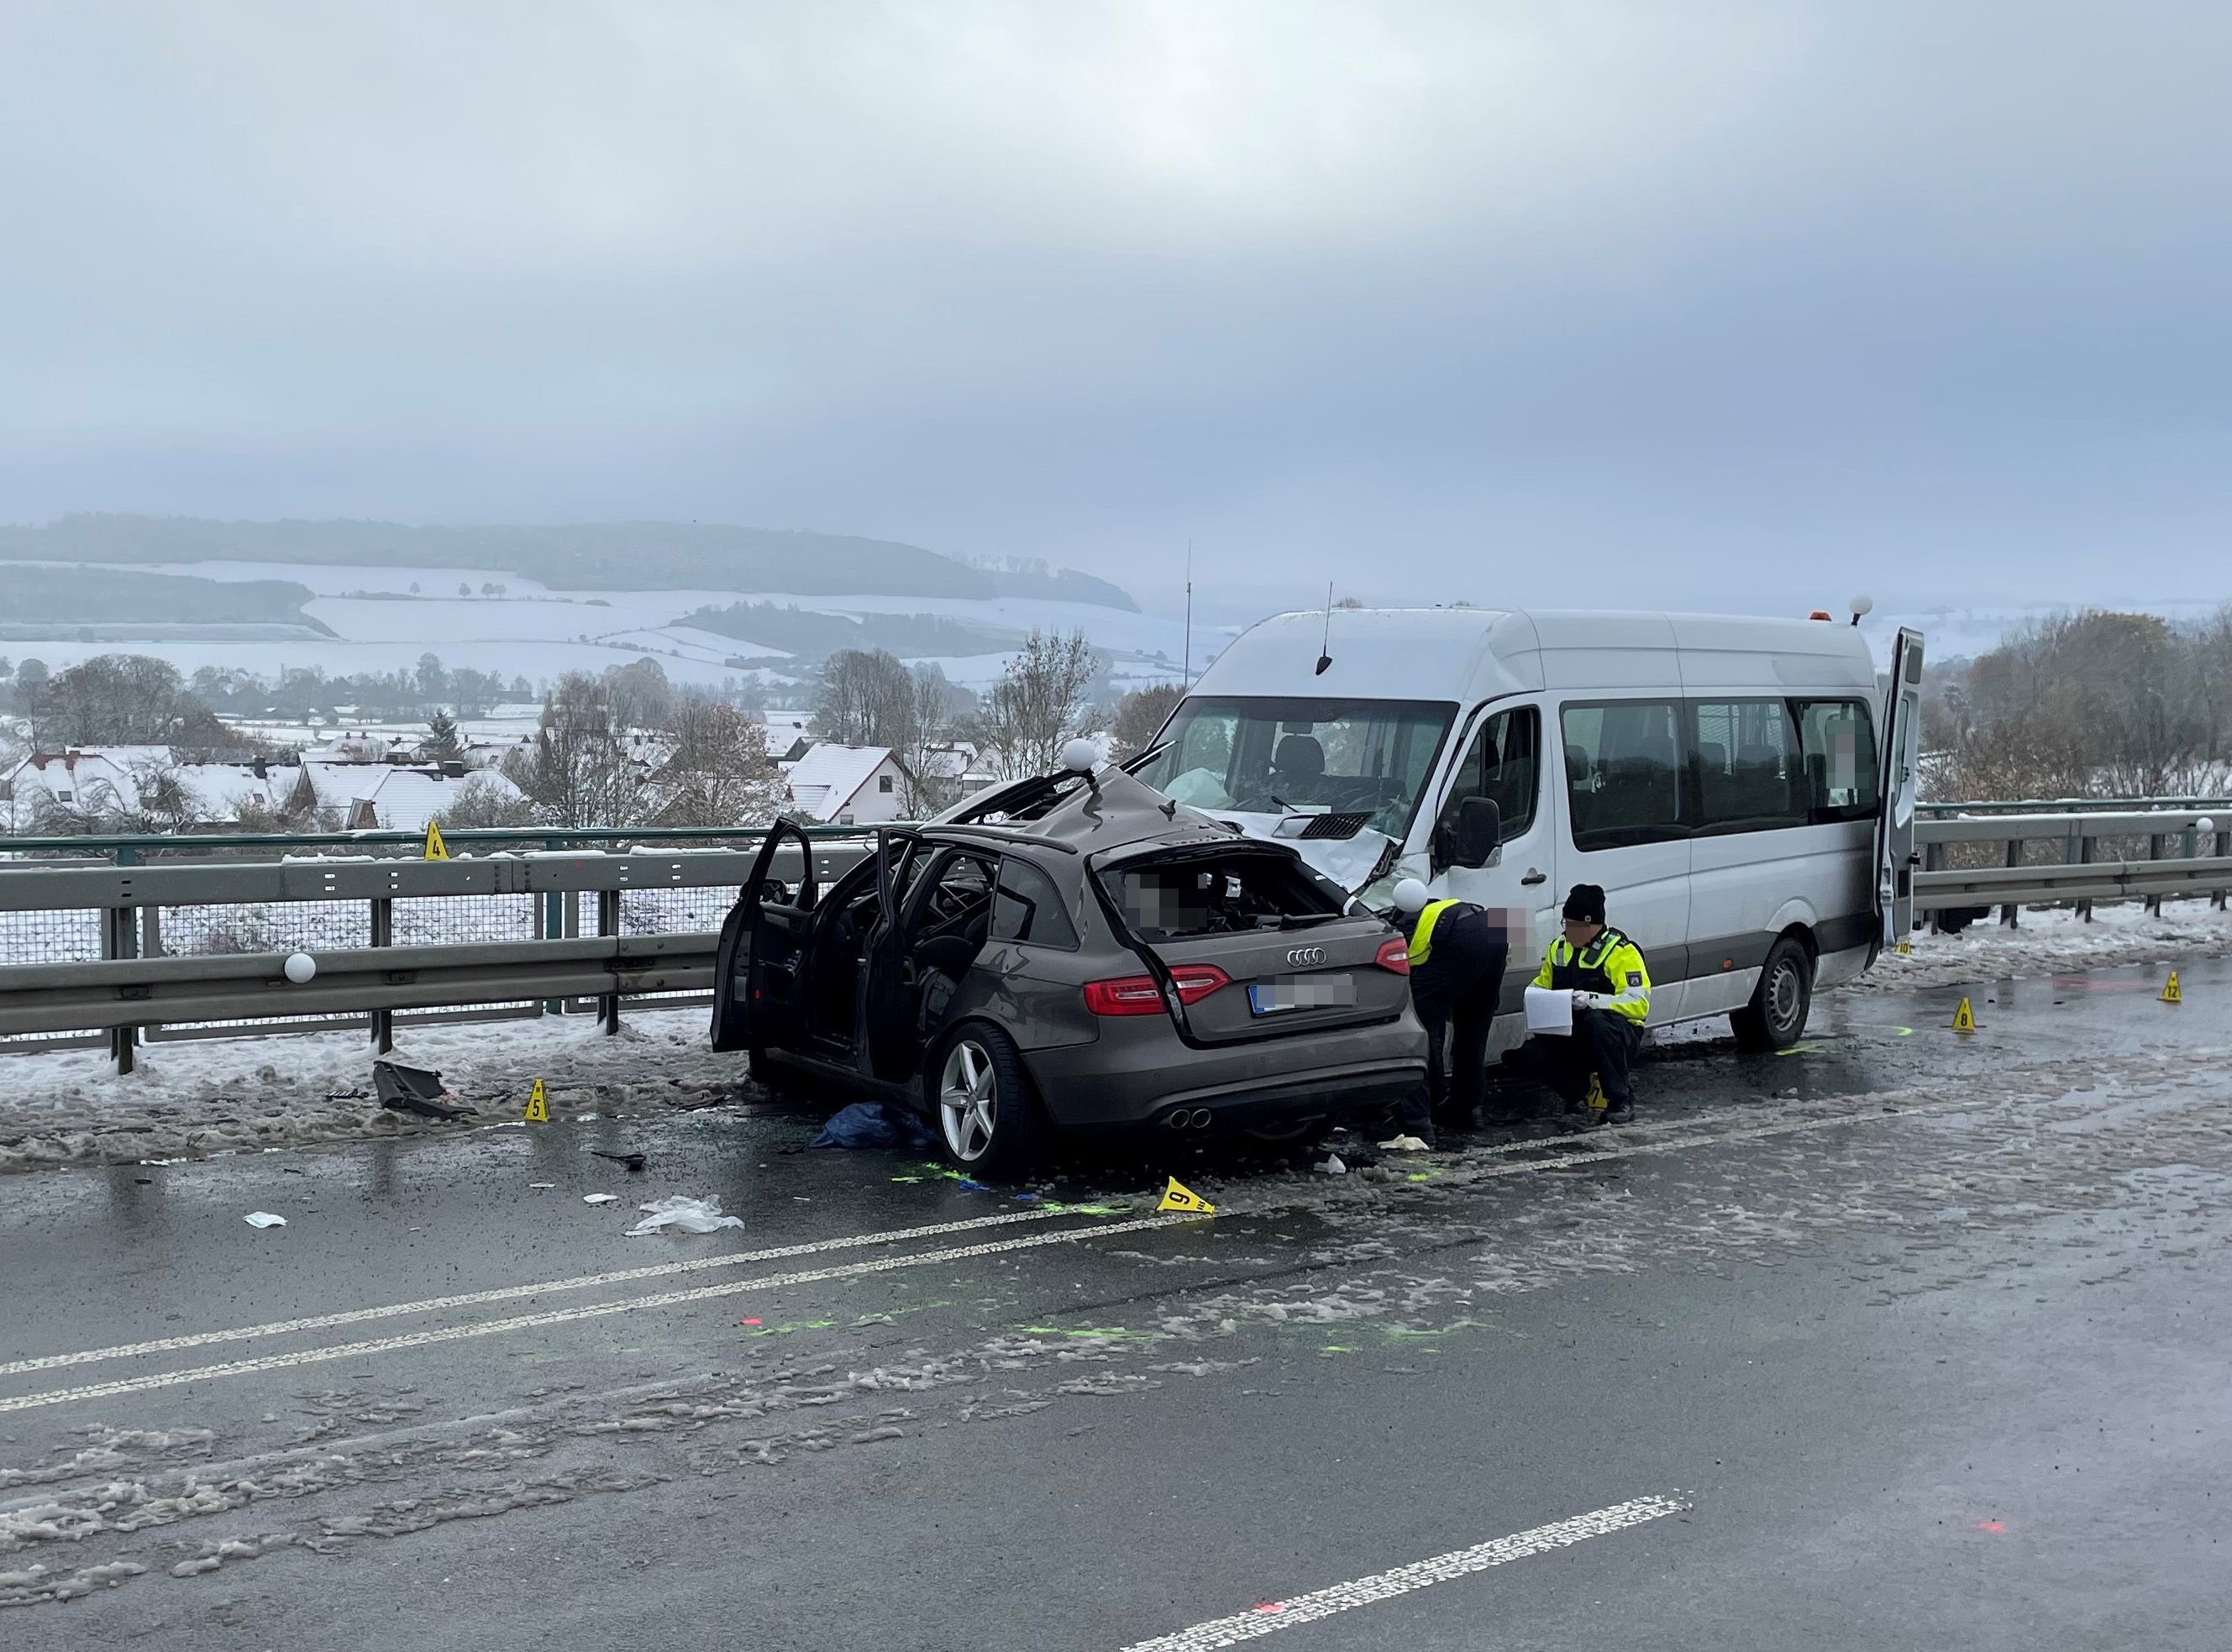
left=1132, top=695, right=1454, bottom=840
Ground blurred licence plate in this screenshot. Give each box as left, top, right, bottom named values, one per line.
left=1248, top=975, right=1358, bottom=1015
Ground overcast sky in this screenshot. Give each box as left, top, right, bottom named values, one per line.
left=3, top=2, right=2228, bottom=617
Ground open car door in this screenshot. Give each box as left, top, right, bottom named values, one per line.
left=710, top=821, right=820, bottom=1052
left=1874, top=627, right=1925, bottom=954
left=859, top=831, right=927, bottom=1081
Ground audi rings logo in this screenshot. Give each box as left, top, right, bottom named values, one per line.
left=1285, top=946, right=1326, bottom=968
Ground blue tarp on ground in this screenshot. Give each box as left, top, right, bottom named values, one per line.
left=810, top=1101, right=939, bottom=1151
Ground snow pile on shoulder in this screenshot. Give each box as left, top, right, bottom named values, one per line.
left=1845, top=900, right=2232, bottom=994
left=0, top=1008, right=751, bottom=1175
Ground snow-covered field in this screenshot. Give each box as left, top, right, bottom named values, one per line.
left=5, top=558, right=1211, bottom=693
left=4, top=895, right=2230, bottom=1174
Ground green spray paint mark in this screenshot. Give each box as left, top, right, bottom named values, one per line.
left=1037, top=1200, right=1132, bottom=1217
left=1774, top=1043, right=1825, bottom=1057
left=890, top=1175, right=925, bottom=1184
left=1018, top=1325, right=1165, bottom=1344
left=747, top=1319, right=838, bottom=1338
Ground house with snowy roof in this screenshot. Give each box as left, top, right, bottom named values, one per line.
left=782, top=744, right=907, bottom=825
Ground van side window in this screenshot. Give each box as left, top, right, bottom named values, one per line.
left=1689, top=700, right=1804, bottom=833
left=991, top=858, right=1079, bottom=950
left=1792, top=699, right=1880, bottom=823
left=1432, top=705, right=1539, bottom=863
left=1559, top=700, right=1686, bottom=850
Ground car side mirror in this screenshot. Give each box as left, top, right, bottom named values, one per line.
left=1452, top=797, right=1502, bottom=868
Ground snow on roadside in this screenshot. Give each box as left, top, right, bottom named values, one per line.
left=0, top=1007, right=760, bottom=1175
left=1843, top=899, right=2232, bottom=994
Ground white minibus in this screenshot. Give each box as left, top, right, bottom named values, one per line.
left=1132, top=607, right=1925, bottom=1051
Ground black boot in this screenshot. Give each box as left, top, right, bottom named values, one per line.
left=1604, top=1097, right=1635, bottom=1125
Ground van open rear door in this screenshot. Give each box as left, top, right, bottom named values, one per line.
left=1874, top=627, right=1925, bottom=952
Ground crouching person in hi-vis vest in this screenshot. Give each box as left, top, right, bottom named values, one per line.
left=1390, top=878, right=1510, bottom=1144
left=1518, top=883, right=1651, bottom=1130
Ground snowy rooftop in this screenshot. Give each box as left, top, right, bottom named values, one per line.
left=784, top=743, right=894, bottom=821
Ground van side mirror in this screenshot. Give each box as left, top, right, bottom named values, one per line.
left=1453, top=797, right=1502, bottom=868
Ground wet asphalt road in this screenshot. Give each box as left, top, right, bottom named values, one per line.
left=3, top=958, right=2230, bottom=1649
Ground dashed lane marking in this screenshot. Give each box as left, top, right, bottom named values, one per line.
left=1116, top=1494, right=1689, bottom=1649
left=0, top=1207, right=1073, bottom=1380
left=0, top=1213, right=1188, bottom=1414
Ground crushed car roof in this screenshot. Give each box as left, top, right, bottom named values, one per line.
left=933, top=764, right=1240, bottom=860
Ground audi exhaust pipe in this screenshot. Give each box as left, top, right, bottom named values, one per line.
left=1189, top=1109, right=1214, bottom=1130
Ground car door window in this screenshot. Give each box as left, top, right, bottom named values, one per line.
left=990, top=858, right=1079, bottom=950
left=1432, top=705, right=1540, bottom=857
left=1560, top=700, right=1686, bottom=850
left=1792, top=699, right=1879, bottom=822
left=1689, top=700, right=1804, bottom=833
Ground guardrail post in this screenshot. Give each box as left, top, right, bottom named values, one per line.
left=598, top=889, right=622, bottom=1036
left=2077, top=832, right=2094, bottom=921
left=102, top=904, right=139, bottom=1074
left=2000, top=837, right=2020, bottom=927
left=540, top=836, right=566, bottom=1016
left=2145, top=831, right=2166, bottom=915
left=1924, top=839, right=1947, bottom=931
left=2215, top=826, right=2229, bottom=910
left=369, top=897, right=394, bottom=1053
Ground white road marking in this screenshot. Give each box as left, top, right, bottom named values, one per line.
left=0, top=1206, right=1070, bottom=1379
left=0, top=1088, right=1996, bottom=1413
left=0, top=1214, right=1186, bottom=1415
left=1117, top=1494, right=1689, bottom=1649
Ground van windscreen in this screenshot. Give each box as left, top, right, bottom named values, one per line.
left=1132, top=696, right=1454, bottom=840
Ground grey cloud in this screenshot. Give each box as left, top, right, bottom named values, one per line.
left=2, top=2, right=2229, bottom=615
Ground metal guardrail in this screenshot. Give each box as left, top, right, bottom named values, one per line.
left=1, top=803, right=2228, bottom=1072
left=0, top=832, right=878, bottom=1071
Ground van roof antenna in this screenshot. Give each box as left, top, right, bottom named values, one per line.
left=1183, top=539, right=1193, bottom=688
left=1315, top=581, right=1334, bottom=675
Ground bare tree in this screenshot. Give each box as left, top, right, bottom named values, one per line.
left=813, top=648, right=916, bottom=748
left=643, top=702, right=788, bottom=827
left=1106, top=683, right=1184, bottom=759
left=436, top=774, right=540, bottom=830
left=971, top=630, right=1098, bottom=779
left=502, top=673, right=642, bottom=827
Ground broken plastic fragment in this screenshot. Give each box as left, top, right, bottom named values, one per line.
left=1315, top=1154, right=1347, bottom=1175
left=243, top=1211, right=287, bottom=1229
left=1377, top=1135, right=1432, bottom=1153
left=582, top=1193, right=619, bottom=1205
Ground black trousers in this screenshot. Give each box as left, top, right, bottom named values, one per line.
left=1402, top=919, right=1508, bottom=1132
left=1518, top=1007, right=1643, bottom=1109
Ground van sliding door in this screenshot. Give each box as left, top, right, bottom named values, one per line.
left=1553, top=699, right=1690, bottom=1023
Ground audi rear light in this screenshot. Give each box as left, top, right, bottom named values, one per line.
left=1082, top=965, right=1232, bottom=1016
left=1083, top=975, right=1163, bottom=1016
left=1373, top=937, right=1411, bottom=975
left=1167, top=963, right=1232, bottom=1004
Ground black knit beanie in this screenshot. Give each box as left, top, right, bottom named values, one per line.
left=1562, top=884, right=1606, bottom=924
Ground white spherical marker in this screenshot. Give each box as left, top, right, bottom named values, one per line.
left=2197, top=817, right=2215, bottom=836
left=1392, top=877, right=1431, bottom=914
left=283, top=952, right=317, bottom=985
left=1061, top=737, right=1101, bottom=774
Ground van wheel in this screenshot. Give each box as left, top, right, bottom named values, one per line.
left=928, top=1021, right=1044, bottom=1178
left=1732, top=936, right=1813, bottom=1051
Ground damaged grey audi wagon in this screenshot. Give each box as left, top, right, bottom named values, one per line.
left=711, top=752, right=1427, bottom=1174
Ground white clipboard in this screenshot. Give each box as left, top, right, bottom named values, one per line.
left=1523, top=985, right=1573, bottom=1035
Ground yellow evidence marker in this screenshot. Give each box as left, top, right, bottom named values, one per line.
left=2161, top=971, right=2182, bottom=1004
left=523, top=1078, right=549, bottom=1123
left=1896, top=937, right=1913, bottom=956
left=423, top=821, right=450, bottom=861
left=1951, top=998, right=1977, bottom=1032
left=1158, top=1177, right=1216, bottom=1215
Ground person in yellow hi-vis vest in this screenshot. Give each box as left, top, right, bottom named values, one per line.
left=1517, top=883, right=1651, bottom=1130
left=1390, top=878, right=1510, bottom=1143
